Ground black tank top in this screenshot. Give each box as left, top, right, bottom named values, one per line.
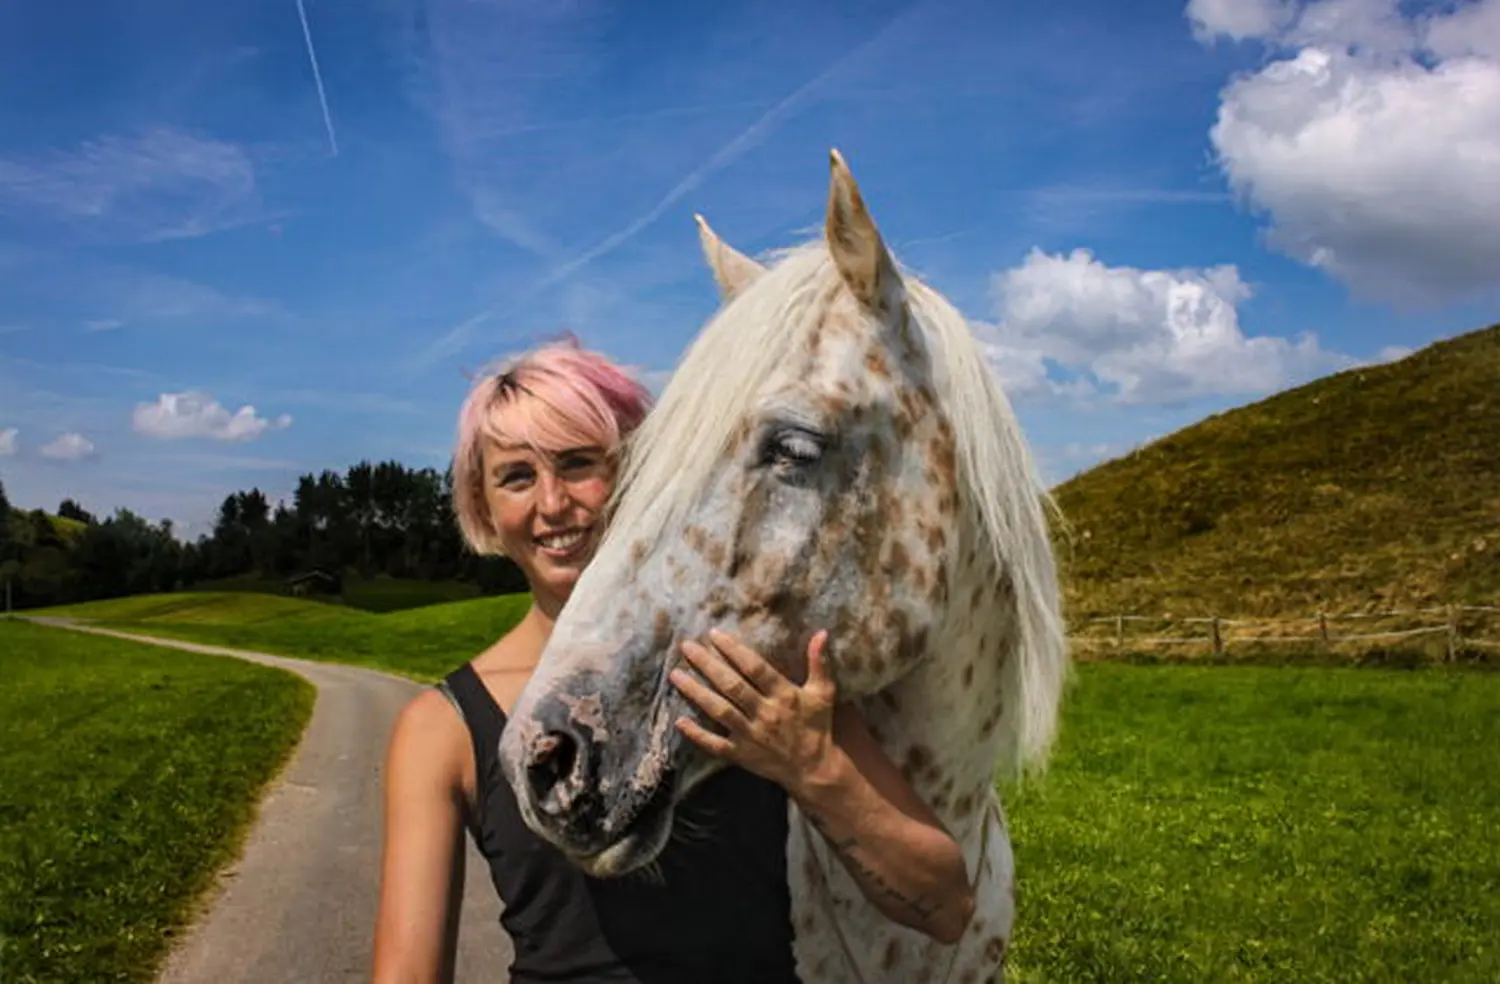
left=438, top=661, right=802, bottom=984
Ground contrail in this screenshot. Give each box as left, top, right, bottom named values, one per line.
left=415, top=0, right=935, bottom=369
left=295, top=0, right=339, bottom=156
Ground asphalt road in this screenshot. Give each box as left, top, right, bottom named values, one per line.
left=23, top=617, right=512, bottom=984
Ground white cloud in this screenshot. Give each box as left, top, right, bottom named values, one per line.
left=40, top=432, right=96, bottom=461
left=83, top=318, right=124, bottom=332
left=984, top=247, right=1352, bottom=405
left=132, top=391, right=292, bottom=443
left=1282, top=0, right=1415, bottom=54
left=0, top=427, right=16, bottom=456
left=0, top=126, right=263, bottom=243
left=1422, top=0, right=1500, bottom=60
left=1187, top=0, right=1296, bottom=43
left=1196, top=0, right=1500, bottom=301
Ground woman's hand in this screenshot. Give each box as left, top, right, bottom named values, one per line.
left=670, top=627, right=979, bottom=943
left=669, top=628, right=840, bottom=794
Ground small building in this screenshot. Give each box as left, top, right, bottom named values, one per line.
left=287, top=568, right=342, bottom=598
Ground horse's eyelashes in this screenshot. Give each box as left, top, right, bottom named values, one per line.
left=780, top=433, right=823, bottom=461
left=761, top=425, right=827, bottom=469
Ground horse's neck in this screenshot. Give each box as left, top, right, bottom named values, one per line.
left=790, top=621, right=1011, bottom=982
left=789, top=550, right=1019, bottom=982
left=857, top=615, right=1009, bottom=849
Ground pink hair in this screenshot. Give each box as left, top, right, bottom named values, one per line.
left=452, top=334, right=654, bottom=555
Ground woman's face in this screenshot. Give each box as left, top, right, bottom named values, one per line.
left=480, top=434, right=617, bottom=605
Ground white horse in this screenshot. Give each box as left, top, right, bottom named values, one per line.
left=497, top=150, right=1069, bottom=983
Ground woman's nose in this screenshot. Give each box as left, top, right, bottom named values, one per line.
left=536, top=470, right=571, bottom=516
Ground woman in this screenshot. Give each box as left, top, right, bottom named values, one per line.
left=372, top=338, right=975, bottom=984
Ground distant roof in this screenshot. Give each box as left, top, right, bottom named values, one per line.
left=287, top=569, right=338, bottom=584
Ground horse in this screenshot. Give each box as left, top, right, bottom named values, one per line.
left=496, top=149, right=1070, bottom=983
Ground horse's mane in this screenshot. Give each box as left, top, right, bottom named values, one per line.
left=903, top=273, right=1070, bottom=778
left=610, top=242, right=831, bottom=543
left=612, top=238, right=1068, bottom=777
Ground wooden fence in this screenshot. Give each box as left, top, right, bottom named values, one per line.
left=1067, top=604, right=1500, bottom=661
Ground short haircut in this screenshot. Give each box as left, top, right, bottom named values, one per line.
left=452, top=335, right=654, bottom=555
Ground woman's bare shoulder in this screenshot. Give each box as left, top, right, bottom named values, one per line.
left=388, top=680, right=471, bottom=785
left=394, top=684, right=467, bottom=736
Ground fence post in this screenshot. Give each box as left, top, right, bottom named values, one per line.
left=1067, top=602, right=1495, bottom=660
left=1446, top=606, right=1459, bottom=662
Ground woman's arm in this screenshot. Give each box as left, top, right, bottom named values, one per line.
left=790, top=702, right=976, bottom=943
left=371, top=689, right=470, bottom=984
left=671, top=630, right=976, bottom=944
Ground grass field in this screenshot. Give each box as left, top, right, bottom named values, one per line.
left=188, top=572, right=485, bottom=613
left=0, top=618, right=314, bottom=984
left=30, top=590, right=533, bottom=682
left=13, top=592, right=1500, bottom=981
left=1001, top=662, right=1500, bottom=982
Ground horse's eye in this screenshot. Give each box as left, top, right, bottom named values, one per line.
left=764, top=427, right=826, bottom=468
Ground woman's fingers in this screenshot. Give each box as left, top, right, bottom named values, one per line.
left=669, top=659, right=751, bottom=732
left=679, top=638, right=762, bottom=713
left=674, top=715, right=735, bottom=758
left=803, top=630, right=836, bottom=703
left=706, top=629, right=794, bottom=697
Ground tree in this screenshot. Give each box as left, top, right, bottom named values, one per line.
left=0, top=479, right=13, bottom=566
left=0, top=453, right=532, bottom=612
left=58, top=498, right=96, bottom=524
left=210, top=493, right=249, bottom=577
left=28, top=510, right=63, bottom=550
left=345, top=461, right=376, bottom=573
left=1, top=559, right=19, bottom=613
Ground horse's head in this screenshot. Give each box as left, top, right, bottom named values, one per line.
left=497, top=150, right=1063, bottom=878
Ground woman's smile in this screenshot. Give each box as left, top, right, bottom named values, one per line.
left=534, top=524, right=594, bottom=561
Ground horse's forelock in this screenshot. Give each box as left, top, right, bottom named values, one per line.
left=605, top=243, right=835, bottom=554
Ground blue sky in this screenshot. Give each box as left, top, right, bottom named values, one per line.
left=2, top=0, right=1497, bottom=538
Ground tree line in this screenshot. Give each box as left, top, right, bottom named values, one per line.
left=0, top=460, right=529, bottom=612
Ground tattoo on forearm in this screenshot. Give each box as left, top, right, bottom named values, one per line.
left=805, top=810, right=941, bottom=921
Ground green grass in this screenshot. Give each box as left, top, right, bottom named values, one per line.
left=3, top=510, right=87, bottom=547
left=337, top=576, right=483, bottom=613
left=21, top=592, right=1499, bottom=980
left=0, top=618, right=314, bottom=984
left=1001, top=662, right=1500, bottom=982
left=187, top=572, right=484, bottom=613
left=31, top=590, right=533, bottom=682
left=1052, top=322, right=1500, bottom=621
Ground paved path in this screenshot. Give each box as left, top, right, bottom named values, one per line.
left=23, top=617, right=511, bottom=984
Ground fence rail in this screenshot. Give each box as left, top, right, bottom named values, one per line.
left=1068, top=604, right=1498, bottom=661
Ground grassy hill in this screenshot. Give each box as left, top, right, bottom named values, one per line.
left=4, top=507, right=86, bottom=545
left=188, top=571, right=484, bottom=613
left=29, top=590, right=533, bottom=682
left=1051, top=323, right=1499, bottom=624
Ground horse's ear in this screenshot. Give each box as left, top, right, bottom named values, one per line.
left=695, top=214, right=765, bottom=300
left=825, top=149, right=900, bottom=311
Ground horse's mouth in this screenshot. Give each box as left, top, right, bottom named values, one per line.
left=569, top=771, right=678, bottom=878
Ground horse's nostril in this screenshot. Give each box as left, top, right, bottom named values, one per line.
left=526, top=730, right=581, bottom=808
